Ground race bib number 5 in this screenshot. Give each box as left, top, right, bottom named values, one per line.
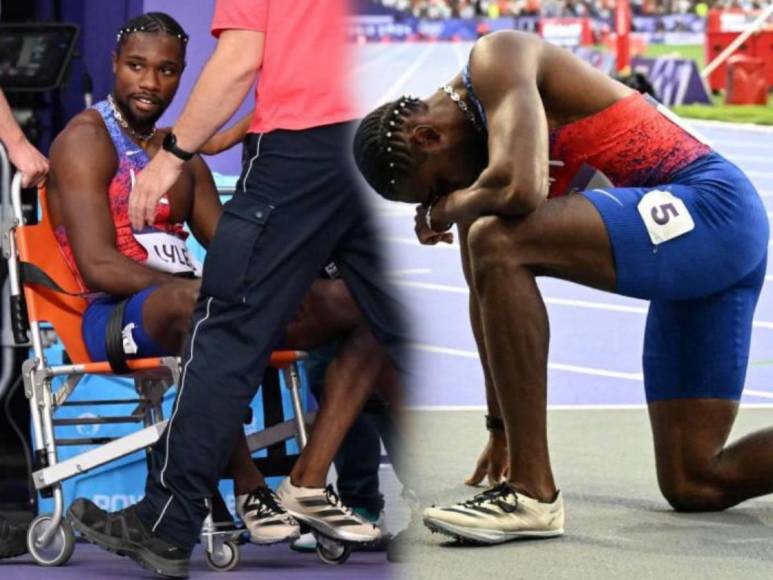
left=637, top=189, right=695, bottom=246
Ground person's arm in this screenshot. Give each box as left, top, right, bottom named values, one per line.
left=50, top=120, right=176, bottom=295
left=199, top=109, right=254, bottom=156
left=0, top=89, right=49, bottom=187
left=430, top=32, right=550, bottom=228
left=186, top=156, right=223, bottom=248
left=128, top=29, right=264, bottom=229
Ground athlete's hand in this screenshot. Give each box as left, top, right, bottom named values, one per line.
left=8, top=137, right=48, bottom=188
left=465, top=431, right=508, bottom=487
left=129, top=150, right=185, bottom=230
left=414, top=205, right=454, bottom=246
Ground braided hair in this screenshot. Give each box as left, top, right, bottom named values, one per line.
left=116, top=12, right=189, bottom=53
left=353, top=96, right=426, bottom=201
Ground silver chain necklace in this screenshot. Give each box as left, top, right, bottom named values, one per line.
left=440, top=84, right=484, bottom=134
left=107, top=94, right=157, bottom=142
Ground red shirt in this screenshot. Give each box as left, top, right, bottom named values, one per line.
left=211, top=0, right=357, bottom=134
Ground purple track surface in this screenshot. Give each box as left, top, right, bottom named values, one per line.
left=0, top=542, right=391, bottom=579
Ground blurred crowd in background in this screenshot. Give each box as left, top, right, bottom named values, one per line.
left=374, top=0, right=768, bottom=19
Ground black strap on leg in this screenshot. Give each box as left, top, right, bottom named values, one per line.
left=105, top=298, right=131, bottom=374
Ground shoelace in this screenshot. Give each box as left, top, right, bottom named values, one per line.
left=323, top=485, right=352, bottom=515
left=461, top=482, right=518, bottom=514
left=245, top=487, right=285, bottom=519
left=323, top=485, right=375, bottom=526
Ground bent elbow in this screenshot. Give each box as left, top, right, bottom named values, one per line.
left=504, top=182, right=546, bottom=215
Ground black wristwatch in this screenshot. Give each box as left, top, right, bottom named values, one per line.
left=485, top=415, right=505, bottom=432
left=162, top=132, right=195, bottom=161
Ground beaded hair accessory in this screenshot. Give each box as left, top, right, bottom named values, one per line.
left=440, top=84, right=484, bottom=134
left=381, top=95, right=422, bottom=192
left=116, top=25, right=189, bottom=44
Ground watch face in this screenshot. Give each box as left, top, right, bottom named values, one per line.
left=164, top=132, right=176, bottom=149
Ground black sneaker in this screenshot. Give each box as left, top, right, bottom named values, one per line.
left=67, top=498, right=190, bottom=578
left=0, top=516, right=27, bottom=559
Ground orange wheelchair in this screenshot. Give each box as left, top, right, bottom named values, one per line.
left=2, top=171, right=313, bottom=570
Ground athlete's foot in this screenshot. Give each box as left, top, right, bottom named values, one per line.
left=276, top=478, right=381, bottom=543
left=236, top=486, right=300, bottom=544
left=0, top=516, right=28, bottom=559
left=67, top=498, right=190, bottom=578
left=423, top=482, right=564, bottom=544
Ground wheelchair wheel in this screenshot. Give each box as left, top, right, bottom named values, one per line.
left=314, top=534, right=351, bottom=565
left=205, top=540, right=240, bottom=572
left=27, top=515, right=75, bottom=567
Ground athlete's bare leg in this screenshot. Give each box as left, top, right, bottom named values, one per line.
left=464, top=195, right=615, bottom=501
left=649, top=399, right=773, bottom=510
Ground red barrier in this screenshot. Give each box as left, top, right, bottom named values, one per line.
left=705, top=8, right=773, bottom=92
left=616, top=0, right=631, bottom=73
left=725, top=55, right=768, bottom=105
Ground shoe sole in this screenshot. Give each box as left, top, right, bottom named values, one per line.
left=248, top=529, right=301, bottom=545
left=67, top=508, right=189, bottom=578
left=423, top=517, right=563, bottom=545
left=285, top=510, right=380, bottom=544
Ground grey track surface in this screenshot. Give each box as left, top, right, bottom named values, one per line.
left=392, top=408, right=773, bottom=580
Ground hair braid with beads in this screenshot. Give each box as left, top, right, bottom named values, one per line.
left=116, top=12, right=189, bottom=53
left=353, top=96, right=426, bottom=201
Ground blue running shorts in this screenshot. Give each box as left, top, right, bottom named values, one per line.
left=581, top=152, right=769, bottom=401
left=82, top=285, right=168, bottom=361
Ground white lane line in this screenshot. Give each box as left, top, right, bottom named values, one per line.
left=727, top=154, right=773, bottom=164
left=386, top=236, right=460, bottom=249
left=400, top=281, right=467, bottom=294
left=410, top=402, right=773, bottom=411
left=398, top=280, right=649, bottom=312
left=377, top=44, right=436, bottom=106
left=718, top=141, right=773, bottom=150
left=354, top=44, right=409, bottom=74
left=744, top=389, right=773, bottom=400
left=389, top=268, right=432, bottom=277
left=689, top=120, right=773, bottom=134
left=412, top=343, right=645, bottom=380
left=397, top=280, right=773, bottom=329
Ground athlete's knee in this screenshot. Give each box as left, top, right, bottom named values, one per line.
left=467, top=216, right=512, bottom=256
left=658, top=470, right=731, bottom=512
left=165, top=283, right=198, bottom=329
left=466, top=216, right=524, bottom=288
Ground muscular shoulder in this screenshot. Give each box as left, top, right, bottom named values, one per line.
left=473, top=30, right=542, bottom=56
left=471, top=31, right=544, bottom=77
left=466, top=32, right=544, bottom=110
left=50, top=109, right=117, bottom=176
